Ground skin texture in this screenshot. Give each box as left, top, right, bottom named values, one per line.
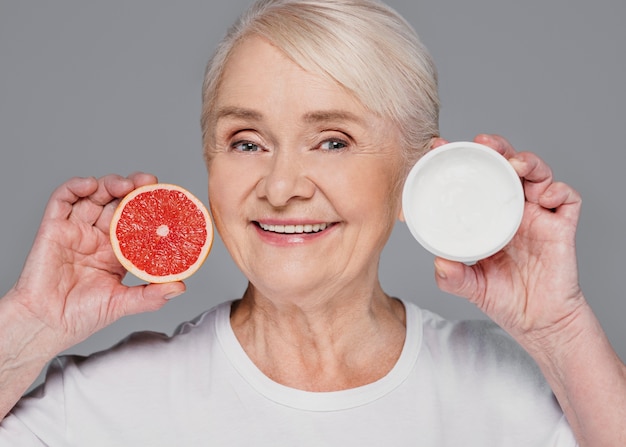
left=206, top=36, right=407, bottom=390
left=0, top=173, right=184, bottom=418
left=432, top=134, right=626, bottom=447
left=0, top=34, right=624, bottom=447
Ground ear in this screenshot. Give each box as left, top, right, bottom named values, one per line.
left=398, top=207, right=405, bottom=222
left=430, top=136, right=449, bottom=150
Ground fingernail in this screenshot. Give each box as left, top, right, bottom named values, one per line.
left=508, top=158, right=523, bottom=171
left=165, top=291, right=185, bottom=300
left=434, top=260, right=447, bottom=280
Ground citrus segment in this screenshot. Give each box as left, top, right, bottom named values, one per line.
left=110, top=183, right=213, bottom=283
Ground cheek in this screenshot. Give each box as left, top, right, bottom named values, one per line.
left=359, top=177, right=402, bottom=222
left=319, top=158, right=403, bottom=221
left=207, top=160, right=243, bottom=226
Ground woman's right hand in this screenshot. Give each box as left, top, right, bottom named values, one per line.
left=5, top=173, right=185, bottom=354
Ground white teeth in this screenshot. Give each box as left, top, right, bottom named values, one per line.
left=259, top=222, right=330, bottom=234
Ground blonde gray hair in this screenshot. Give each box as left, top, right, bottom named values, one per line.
left=201, top=0, right=440, bottom=167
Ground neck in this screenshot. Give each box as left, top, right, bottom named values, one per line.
left=230, top=282, right=406, bottom=391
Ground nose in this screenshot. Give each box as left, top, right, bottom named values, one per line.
left=256, top=150, right=315, bottom=207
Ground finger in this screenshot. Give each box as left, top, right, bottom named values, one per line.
left=433, top=257, right=481, bottom=302
left=91, top=175, right=135, bottom=206
left=508, top=152, right=554, bottom=204
left=93, top=173, right=159, bottom=233
left=95, top=201, right=120, bottom=234
left=69, top=175, right=136, bottom=226
left=474, top=134, right=517, bottom=159
left=42, top=177, right=99, bottom=221
left=508, top=152, right=553, bottom=183
left=540, top=181, right=582, bottom=221
left=99, top=172, right=158, bottom=226
left=431, top=137, right=449, bottom=149
left=113, top=282, right=186, bottom=317
left=127, top=172, right=159, bottom=188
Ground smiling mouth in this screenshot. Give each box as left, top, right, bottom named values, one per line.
left=256, top=222, right=335, bottom=234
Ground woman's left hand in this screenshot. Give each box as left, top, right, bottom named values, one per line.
left=432, top=134, right=585, bottom=349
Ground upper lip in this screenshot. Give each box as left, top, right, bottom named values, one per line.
left=254, top=220, right=337, bottom=234
left=255, top=219, right=332, bottom=226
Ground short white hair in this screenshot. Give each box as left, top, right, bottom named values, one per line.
left=201, top=0, right=440, bottom=166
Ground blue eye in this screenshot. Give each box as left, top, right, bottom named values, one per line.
left=233, top=141, right=260, bottom=152
left=320, top=139, right=347, bottom=151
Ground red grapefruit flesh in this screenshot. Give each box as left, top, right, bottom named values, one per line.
left=110, top=183, right=213, bottom=283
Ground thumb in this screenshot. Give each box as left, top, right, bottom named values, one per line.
left=118, top=282, right=186, bottom=316
left=146, top=282, right=186, bottom=301
left=433, top=257, right=478, bottom=300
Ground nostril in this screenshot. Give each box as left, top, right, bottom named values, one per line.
left=256, top=162, right=315, bottom=206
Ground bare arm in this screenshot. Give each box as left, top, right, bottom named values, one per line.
left=0, top=292, right=56, bottom=419
left=527, top=300, right=626, bottom=446
left=434, top=134, right=626, bottom=446
left=0, top=174, right=185, bottom=420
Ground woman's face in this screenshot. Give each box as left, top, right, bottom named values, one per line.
left=206, top=36, right=407, bottom=301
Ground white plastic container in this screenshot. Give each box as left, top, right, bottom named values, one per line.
left=402, top=141, right=525, bottom=264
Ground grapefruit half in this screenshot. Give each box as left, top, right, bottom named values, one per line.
left=110, top=183, right=213, bottom=283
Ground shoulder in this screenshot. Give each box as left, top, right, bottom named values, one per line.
left=404, top=302, right=573, bottom=443
left=405, top=301, right=555, bottom=403
left=30, top=301, right=231, bottom=406
left=6, top=301, right=234, bottom=444
left=66, top=300, right=232, bottom=381
left=416, top=304, right=544, bottom=380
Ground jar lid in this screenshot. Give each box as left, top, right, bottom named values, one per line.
left=402, top=141, right=524, bottom=264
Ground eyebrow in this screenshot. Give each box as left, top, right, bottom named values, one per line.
left=215, top=106, right=263, bottom=121
left=215, top=107, right=365, bottom=127
left=302, top=110, right=365, bottom=126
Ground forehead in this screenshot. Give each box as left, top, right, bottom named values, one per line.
left=214, top=36, right=369, bottom=121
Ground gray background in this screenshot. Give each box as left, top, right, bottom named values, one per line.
left=1, top=0, right=625, bottom=388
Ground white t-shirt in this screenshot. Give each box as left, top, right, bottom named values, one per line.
left=0, top=300, right=577, bottom=446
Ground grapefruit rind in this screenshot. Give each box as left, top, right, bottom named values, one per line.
left=110, top=183, right=213, bottom=283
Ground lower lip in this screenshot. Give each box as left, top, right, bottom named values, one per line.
left=253, top=223, right=336, bottom=246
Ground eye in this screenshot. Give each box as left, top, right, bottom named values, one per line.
left=320, top=139, right=348, bottom=151
left=232, top=141, right=261, bottom=152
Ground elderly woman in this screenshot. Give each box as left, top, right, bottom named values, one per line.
left=0, top=0, right=624, bottom=445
